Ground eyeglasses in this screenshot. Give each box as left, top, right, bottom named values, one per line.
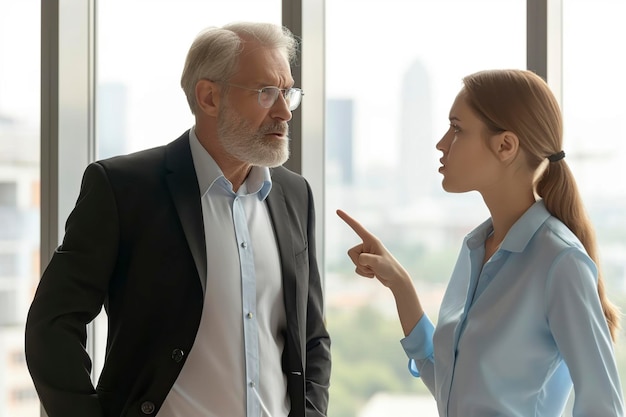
left=223, top=83, right=304, bottom=111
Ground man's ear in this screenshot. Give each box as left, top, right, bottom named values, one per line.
left=491, top=131, right=519, bottom=164
left=195, top=80, right=221, bottom=117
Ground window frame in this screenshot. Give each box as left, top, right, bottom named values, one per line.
left=39, top=0, right=555, bottom=416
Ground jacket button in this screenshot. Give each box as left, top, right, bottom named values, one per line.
left=171, top=348, right=185, bottom=363
left=140, top=401, right=155, bottom=414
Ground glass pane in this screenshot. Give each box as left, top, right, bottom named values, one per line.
left=563, top=0, right=626, bottom=400
left=325, top=1, right=525, bottom=416
left=95, top=0, right=281, bottom=381
left=0, top=1, right=40, bottom=416
left=97, top=0, right=281, bottom=158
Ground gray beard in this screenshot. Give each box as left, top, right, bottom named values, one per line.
left=217, top=105, right=290, bottom=168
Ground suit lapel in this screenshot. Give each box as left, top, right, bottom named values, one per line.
left=165, top=132, right=207, bottom=292
left=266, top=179, right=302, bottom=359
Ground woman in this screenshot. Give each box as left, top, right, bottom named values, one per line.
left=337, top=69, right=624, bottom=416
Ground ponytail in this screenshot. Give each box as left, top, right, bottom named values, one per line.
left=537, top=160, right=621, bottom=342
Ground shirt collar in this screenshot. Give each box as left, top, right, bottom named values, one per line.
left=188, top=127, right=272, bottom=200
left=465, top=200, right=552, bottom=253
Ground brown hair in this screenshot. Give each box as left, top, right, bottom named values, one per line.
left=462, top=69, right=620, bottom=341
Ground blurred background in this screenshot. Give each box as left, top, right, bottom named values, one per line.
left=1, top=0, right=625, bottom=416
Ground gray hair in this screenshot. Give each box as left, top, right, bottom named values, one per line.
left=180, top=22, right=298, bottom=114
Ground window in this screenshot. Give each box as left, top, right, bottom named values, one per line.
left=32, top=1, right=626, bottom=416
left=96, top=0, right=281, bottom=157
left=324, top=1, right=526, bottom=416
left=0, top=0, right=40, bottom=416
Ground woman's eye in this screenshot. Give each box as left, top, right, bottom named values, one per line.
left=450, top=123, right=460, bottom=133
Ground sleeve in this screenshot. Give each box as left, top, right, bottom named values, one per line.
left=303, top=180, right=332, bottom=417
left=25, top=162, right=119, bottom=417
left=400, top=314, right=436, bottom=394
left=545, top=248, right=625, bottom=417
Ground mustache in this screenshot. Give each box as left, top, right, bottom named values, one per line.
left=260, top=122, right=289, bottom=136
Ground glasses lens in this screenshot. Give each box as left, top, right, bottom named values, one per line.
left=286, top=88, right=302, bottom=111
left=259, top=87, right=280, bottom=108
left=258, top=87, right=303, bottom=110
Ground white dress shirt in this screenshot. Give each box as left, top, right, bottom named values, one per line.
left=157, top=128, right=289, bottom=417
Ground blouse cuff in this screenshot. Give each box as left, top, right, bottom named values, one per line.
left=400, top=314, right=435, bottom=377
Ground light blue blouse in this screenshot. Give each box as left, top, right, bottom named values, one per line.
left=401, top=200, right=624, bottom=417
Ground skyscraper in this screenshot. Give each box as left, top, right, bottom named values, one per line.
left=398, top=59, right=437, bottom=203
left=326, top=98, right=354, bottom=185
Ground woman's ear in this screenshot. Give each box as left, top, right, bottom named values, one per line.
left=491, top=131, right=520, bottom=164
left=195, top=80, right=221, bottom=117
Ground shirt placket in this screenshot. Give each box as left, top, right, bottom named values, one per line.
left=445, top=244, right=485, bottom=417
left=232, top=195, right=260, bottom=417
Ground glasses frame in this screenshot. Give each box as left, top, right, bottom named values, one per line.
left=220, top=82, right=304, bottom=111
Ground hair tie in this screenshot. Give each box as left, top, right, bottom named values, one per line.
left=548, top=150, right=565, bottom=163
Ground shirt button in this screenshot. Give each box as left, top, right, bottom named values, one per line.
left=140, top=401, right=155, bottom=414
left=241, top=242, right=248, bottom=249
left=247, top=312, right=254, bottom=319
left=171, top=348, right=184, bottom=363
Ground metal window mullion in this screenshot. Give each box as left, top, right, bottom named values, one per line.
left=283, top=0, right=326, bottom=296
left=41, top=0, right=60, bottom=275
left=527, top=0, right=548, bottom=80
left=282, top=0, right=303, bottom=175
left=527, top=0, right=563, bottom=104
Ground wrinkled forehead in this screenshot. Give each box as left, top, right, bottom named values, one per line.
left=232, top=40, right=293, bottom=85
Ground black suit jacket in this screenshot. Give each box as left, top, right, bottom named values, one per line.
left=25, top=131, right=331, bottom=417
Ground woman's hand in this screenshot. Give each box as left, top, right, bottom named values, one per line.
left=336, top=209, right=424, bottom=335
left=336, top=209, right=411, bottom=290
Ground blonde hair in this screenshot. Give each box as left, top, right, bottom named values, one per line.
left=180, top=22, right=298, bottom=114
left=462, top=69, right=620, bottom=341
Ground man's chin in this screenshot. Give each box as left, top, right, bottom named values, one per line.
left=238, top=147, right=289, bottom=168
left=261, top=152, right=290, bottom=168
left=259, top=148, right=290, bottom=168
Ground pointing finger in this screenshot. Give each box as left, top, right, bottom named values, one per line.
left=336, top=209, right=376, bottom=241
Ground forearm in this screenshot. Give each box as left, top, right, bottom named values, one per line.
left=390, top=273, right=424, bottom=337
left=304, top=232, right=331, bottom=413
left=304, top=336, right=331, bottom=416
left=25, top=162, right=118, bottom=416
left=25, top=265, right=103, bottom=417
left=304, top=277, right=331, bottom=415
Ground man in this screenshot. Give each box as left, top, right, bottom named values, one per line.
left=25, top=22, right=331, bottom=417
